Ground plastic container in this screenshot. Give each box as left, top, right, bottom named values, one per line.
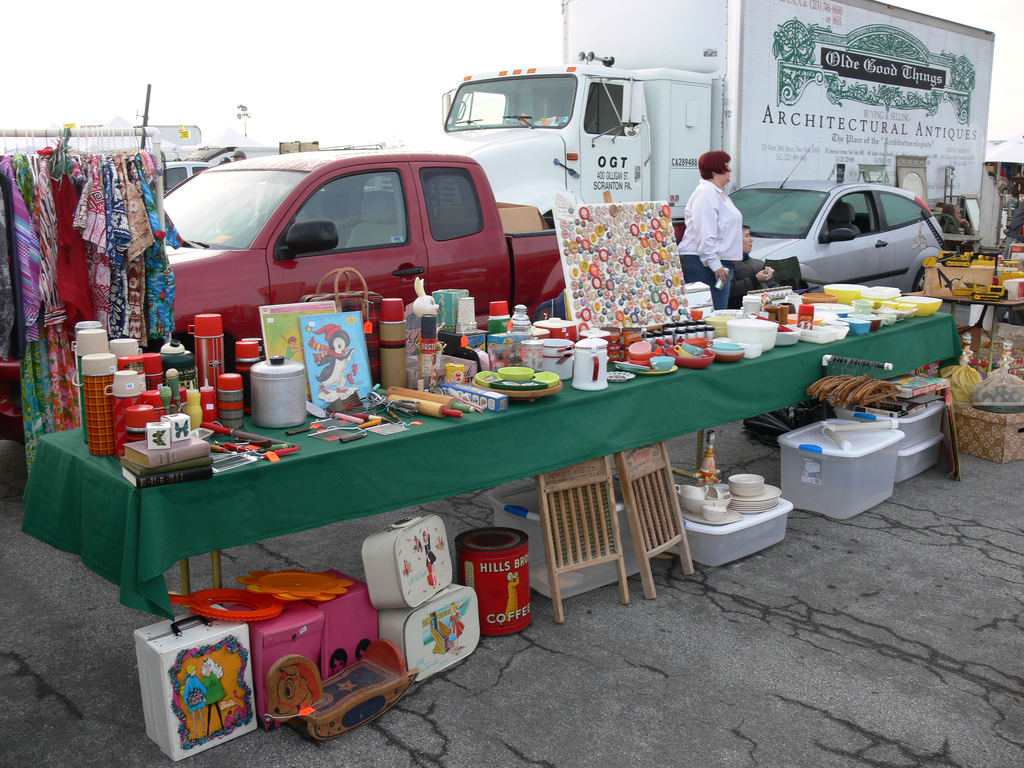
left=490, top=482, right=640, bottom=598
left=894, top=432, right=944, bottom=482
left=778, top=419, right=905, bottom=518
left=684, top=499, right=793, bottom=566
left=726, top=318, right=777, bottom=351
left=834, top=400, right=944, bottom=448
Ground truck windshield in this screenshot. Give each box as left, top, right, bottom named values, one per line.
left=446, top=75, right=576, bottom=131
left=164, top=169, right=307, bottom=249
left=730, top=188, right=828, bottom=239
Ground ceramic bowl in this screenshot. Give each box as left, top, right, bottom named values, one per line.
left=496, top=366, right=535, bottom=381
left=847, top=313, right=882, bottom=332
left=838, top=316, right=871, bottom=335
left=532, top=371, right=561, bottom=387
left=711, top=342, right=745, bottom=363
left=823, top=283, right=867, bottom=304
left=678, top=484, right=707, bottom=514
left=674, top=341, right=704, bottom=357
left=674, top=349, right=716, bottom=369
left=897, top=295, right=942, bottom=316
left=627, top=341, right=654, bottom=362
left=650, top=355, right=676, bottom=372
left=727, top=317, right=778, bottom=351
left=801, top=292, right=838, bottom=304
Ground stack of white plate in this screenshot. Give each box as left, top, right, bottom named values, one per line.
left=727, top=474, right=782, bottom=514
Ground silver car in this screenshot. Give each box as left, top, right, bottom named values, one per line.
left=731, top=181, right=943, bottom=292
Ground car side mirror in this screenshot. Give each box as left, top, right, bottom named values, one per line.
left=820, top=226, right=857, bottom=244
left=277, top=219, right=339, bottom=260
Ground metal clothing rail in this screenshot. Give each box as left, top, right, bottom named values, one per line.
left=0, top=126, right=165, bottom=230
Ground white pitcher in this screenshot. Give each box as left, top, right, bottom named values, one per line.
left=572, top=337, right=608, bottom=391
left=540, top=338, right=574, bottom=380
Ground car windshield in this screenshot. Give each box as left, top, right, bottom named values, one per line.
left=165, top=169, right=307, bottom=249
left=731, top=188, right=829, bottom=239
left=446, top=75, right=576, bottom=131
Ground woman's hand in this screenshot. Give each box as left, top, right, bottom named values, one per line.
left=757, top=267, right=774, bottom=282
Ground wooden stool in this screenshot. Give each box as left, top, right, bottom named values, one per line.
left=614, top=441, right=694, bottom=599
left=536, top=456, right=630, bottom=623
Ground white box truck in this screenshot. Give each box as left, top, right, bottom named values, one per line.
left=438, top=0, right=995, bottom=224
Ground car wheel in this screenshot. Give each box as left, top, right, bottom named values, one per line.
left=912, top=267, right=926, bottom=293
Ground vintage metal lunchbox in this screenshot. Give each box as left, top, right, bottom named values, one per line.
left=361, top=515, right=453, bottom=609
left=134, top=614, right=256, bottom=761
left=377, top=584, right=480, bottom=680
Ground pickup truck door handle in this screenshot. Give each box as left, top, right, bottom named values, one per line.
left=393, top=266, right=425, bottom=277
left=875, top=240, right=888, bottom=248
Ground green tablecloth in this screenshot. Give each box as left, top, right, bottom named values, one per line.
left=22, top=313, right=959, bottom=617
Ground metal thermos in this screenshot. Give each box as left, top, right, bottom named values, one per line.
left=189, top=313, right=224, bottom=389
left=380, top=298, right=407, bottom=390
left=250, top=356, right=307, bottom=429
left=159, top=339, right=197, bottom=390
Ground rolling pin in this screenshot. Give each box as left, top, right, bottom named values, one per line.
left=385, top=393, right=462, bottom=418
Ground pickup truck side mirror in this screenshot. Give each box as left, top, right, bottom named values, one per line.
left=276, top=219, right=339, bottom=260
left=819, top=226, right=857, bottom=244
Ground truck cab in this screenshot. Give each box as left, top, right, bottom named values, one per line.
left=440, top=65, right=712, bottom=222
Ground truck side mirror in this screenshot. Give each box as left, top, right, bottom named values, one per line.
left=276, top=219, right=339, bottom=260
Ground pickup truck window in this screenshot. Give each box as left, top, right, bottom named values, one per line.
left=166, top=169, right=304, bottom=249
left=419, top=167, right=483, bottom=241
left=295, top=170, right=409, bottom=251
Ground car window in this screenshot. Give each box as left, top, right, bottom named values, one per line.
left=419, top=167, right=483, bottom=241
left=294, top=170, right=408, bottom=251
left=878, top=192, right=926, bottom=230
left=730, top=188, right=828, bottom=238
left=836, top=192, right=877, bottom=234
left=165, top=166, right=188, bottom=190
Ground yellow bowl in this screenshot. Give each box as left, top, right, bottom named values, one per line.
left=823, top=284, right=866, bottom=304
left=897, top=295, right=942, bottom=316
left=496, top=366, right=535, bottom=382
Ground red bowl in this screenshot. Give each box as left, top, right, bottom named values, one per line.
left=674, top=349, right=716, bottom=369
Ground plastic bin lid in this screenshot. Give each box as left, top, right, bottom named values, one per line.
left=778, top=419, right=905, bottom=457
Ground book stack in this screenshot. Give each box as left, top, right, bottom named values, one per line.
left=121, top=436, right=214, bottom=488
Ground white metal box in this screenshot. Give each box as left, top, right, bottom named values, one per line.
left=361, top=515, right=453, bottom=609
left=895, top=432, right=944, bottom=482
left=490, top=482, right=640, bottom=598
left=684, top=499, right=792, bottom=566
left=778, top=420, right=905, bottom=519
left=377, top=584, right=479, bottom=681
left=134, top=614, right=256, bottom=761
left=835, top=399, right=944, bottom=448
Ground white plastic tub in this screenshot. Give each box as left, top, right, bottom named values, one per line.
left=778, top=420, right=905, bottom=518
left=834, top=400, right=944, bottom=448
left=894, top=432, right=944, bottom=482
left=490, top=482, right=640, bottom=598
left=685, top=499, right=792, bottom=566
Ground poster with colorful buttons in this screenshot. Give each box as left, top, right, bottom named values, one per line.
left=553, top=194, right=688, bottom=331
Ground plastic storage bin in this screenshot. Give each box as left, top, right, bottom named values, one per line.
left=778, top=420, right=905, bottom=518
left=835, top=400, right=944, bottom=448
left=894, top=432, right=944, bottom=482
left=685, top=499, right=792, bottom=566
left=490, top=482, right=640, bottom=598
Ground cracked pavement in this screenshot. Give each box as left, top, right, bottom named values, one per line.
left=1, top=420, right=1021, bottom=767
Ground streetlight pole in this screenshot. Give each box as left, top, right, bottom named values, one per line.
left=236, top=104, right=251, bottom=137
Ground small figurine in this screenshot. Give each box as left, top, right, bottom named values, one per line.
left=698, top=429, right=721, bottom=486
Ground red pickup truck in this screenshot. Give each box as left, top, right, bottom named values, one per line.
left=0, top=150, right=565, bottom=441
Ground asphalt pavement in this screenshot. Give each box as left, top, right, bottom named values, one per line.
left=1, top=419, right=1022, bottom=768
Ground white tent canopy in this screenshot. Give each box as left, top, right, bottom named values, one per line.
left=986, top=130, right=1024, bottom=164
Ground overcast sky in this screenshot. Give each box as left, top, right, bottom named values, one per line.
left=3, top=0, right=1020, bottom=150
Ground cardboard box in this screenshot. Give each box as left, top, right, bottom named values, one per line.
left=922, top=264, right=995, bottom=298
left=953, top=403, right=1024, bottom=463
left=497, top=203, right=546, bottom=234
